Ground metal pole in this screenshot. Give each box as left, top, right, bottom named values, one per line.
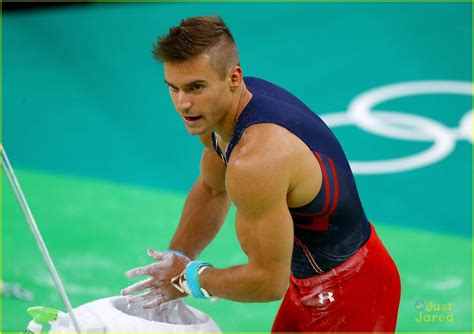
left=1, top=145, right=82, bottom=333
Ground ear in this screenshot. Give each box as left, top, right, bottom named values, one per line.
left=228, top=66, right=243, bottom=90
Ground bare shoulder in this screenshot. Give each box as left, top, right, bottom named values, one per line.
left=225, top=124, right=295, bottom=215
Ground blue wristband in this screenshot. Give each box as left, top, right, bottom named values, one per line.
left=164, top=249, right=190, bottom=259
left=185, top=261, right=213, bottom=299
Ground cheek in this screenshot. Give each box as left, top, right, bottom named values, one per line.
left=197, top=88, right=230, bottom=116
left=209, top=96, right=228, bottom=116
left=198, top=93, right=221, bottom=110
left=212, top=89, right=231, bottom=107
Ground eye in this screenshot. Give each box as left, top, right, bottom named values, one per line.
left=190, top=84, right=204, bottom=92
left=168, top=85, right=179, bottom=93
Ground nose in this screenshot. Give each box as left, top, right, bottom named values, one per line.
left=176, top=91, right=192, bottom=112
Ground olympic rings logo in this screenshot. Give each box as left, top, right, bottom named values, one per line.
left=320, top=81, right=472, bottom=174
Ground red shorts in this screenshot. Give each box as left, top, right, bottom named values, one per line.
left=272, top=223, right=401, bottom=332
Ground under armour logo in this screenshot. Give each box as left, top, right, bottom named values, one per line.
left=318, top=292, right=335, bottom=304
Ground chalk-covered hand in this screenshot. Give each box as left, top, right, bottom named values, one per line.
left=121, top=249, right=189, bottom=308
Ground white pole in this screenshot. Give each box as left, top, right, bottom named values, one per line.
left=1, top=145, right=82, bottom=333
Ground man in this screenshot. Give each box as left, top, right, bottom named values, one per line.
left=121, top=15, right=401, bottom=332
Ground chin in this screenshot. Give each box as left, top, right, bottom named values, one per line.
left=186, top=127, right=207, bottom=136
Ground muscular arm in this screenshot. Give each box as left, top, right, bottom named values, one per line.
left=123, top=126, right=318, bottom=307
left=198, top=129, right=295, bottom=302
left=123, top=126, right=298, bottom=306
left=168, top=135, right=231, bottom=260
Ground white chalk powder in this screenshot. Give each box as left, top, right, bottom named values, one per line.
left=49, top=296, right=221, bottom=332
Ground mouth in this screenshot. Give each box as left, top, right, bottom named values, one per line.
left=183, top=115, right=203, bottom=125
left=184, top=115, right=202, bottom=121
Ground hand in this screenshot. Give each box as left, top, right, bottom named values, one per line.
left=121, top=249, right=190, bottom=308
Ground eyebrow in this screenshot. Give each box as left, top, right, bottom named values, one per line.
left=164, top=80, right=207, bottom=88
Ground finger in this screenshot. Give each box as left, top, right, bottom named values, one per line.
left=121, top=278, right=154, bottom=296
left=125, top=265, right=152, bottom=278
left=127, top=288, right=158, bottom=303
left=147, top=249, right=168, bottom=261
left=142, top=294, right=175, bottom=309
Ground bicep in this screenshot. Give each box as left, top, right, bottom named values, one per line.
left=235, top=202, right=294, bottom=273
left=227, top=157, right=294, bottom=277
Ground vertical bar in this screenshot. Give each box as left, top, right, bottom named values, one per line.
left=1, top=145, right=82, bottom=333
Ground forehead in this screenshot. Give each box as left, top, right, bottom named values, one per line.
left=164, top=54, right=220, bottom=85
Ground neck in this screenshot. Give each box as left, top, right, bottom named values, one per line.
left=215, top=83, right=252, bottom=143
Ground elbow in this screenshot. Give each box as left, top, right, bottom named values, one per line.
left=257, top=273, right=289, bottom=302
left=267, top=280, right=289, bottom=301
left=263, top=288, right=287, bottom=302
left=199, top=177, right=227, bottom=198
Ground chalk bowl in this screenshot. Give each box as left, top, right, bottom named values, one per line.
left=47, top=296, right=221, bottom=332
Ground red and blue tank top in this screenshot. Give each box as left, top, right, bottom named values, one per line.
left=211, top=77, right=370, bottom=278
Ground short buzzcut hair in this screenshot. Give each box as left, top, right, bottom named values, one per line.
left=152, top=16, right=240, bottom=79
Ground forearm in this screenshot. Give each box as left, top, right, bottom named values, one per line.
left=168, top=176, right=230, bottom=259
left=198, top=263, right=290, bottom=302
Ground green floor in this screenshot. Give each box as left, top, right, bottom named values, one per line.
left=2, top=2, right=472, bottom=332
left=2, top=169, right=472, bottom=332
